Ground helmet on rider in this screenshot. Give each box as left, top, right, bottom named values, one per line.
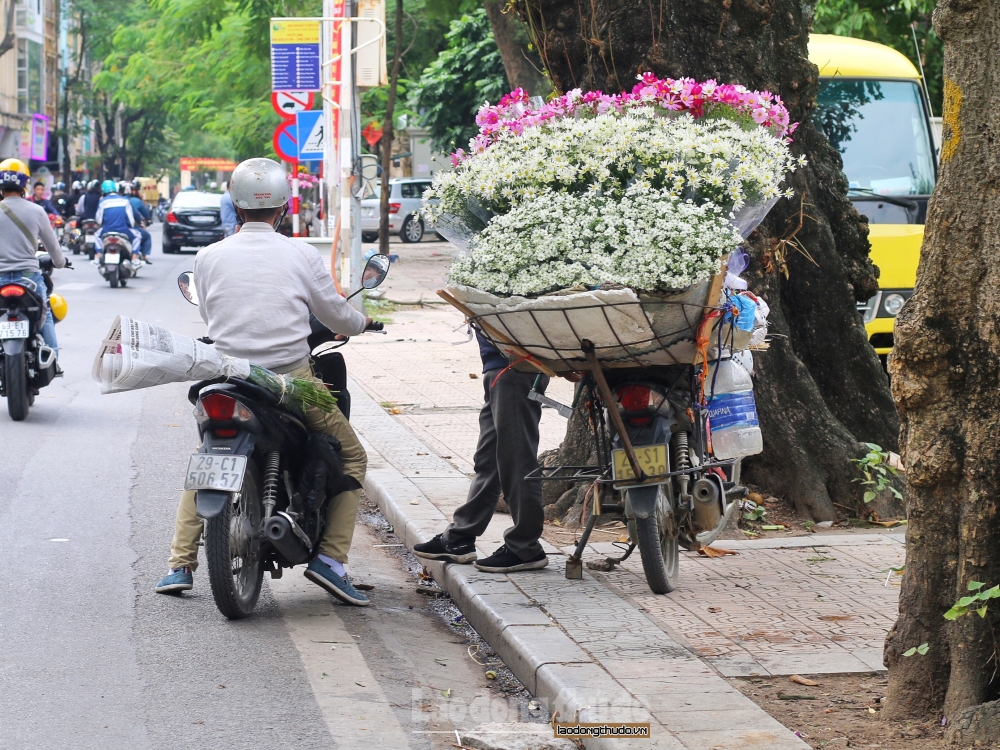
left=54, top=181, right=66, bottom=191
left=71, top=180, right=83, bottom=191
left=130, top=179, right=142, bottom=195
left=229, top=158, right=290, bottom=210
left=101, top=179, right=117, bottom=195
left=0, top=158, right=31, bottom=194
left=117, top=181, right=129, bottom=195
left=87, top=179, right=100, bottom=191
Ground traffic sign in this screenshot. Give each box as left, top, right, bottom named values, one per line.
left=273, top=121, right=298, bottom=162
left=296, top=111, right=325, bottom=160
left=270, top=21, right=321, bottom=91
left=271, top=91, right=315, bottom=118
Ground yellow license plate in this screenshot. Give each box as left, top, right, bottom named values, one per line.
left=612, top=444, right=668, bottom=483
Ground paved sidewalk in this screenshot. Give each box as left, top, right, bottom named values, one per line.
left=351, top=380, right=811, bottom=749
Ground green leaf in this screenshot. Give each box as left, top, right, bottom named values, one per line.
left=983, top=586, right=1000, bottom=599
left=863, top=491, right=876, bottom=503
left=902, top=647, right=916, bottom=657
left=943, top=606, right=966, bottom=621
left=968, top=581, right=985, bottom=591
left=957, top=595, right=979, bottom=608
left=976, top=607, right=988, bottom=619
left=916, top=643, right=929, bottom=655
left=865, top=442, right=882, bottom=451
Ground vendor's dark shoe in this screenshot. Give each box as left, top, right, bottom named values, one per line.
left=474, top=545, right=548, bottom=573
left=304, top=559, right=369, bottom=606
left=154, top=567, right=193, bottom=593
left=413, top=533, right=476, bottom=564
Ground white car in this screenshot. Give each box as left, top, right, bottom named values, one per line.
left=360, top=177, right=436, bottom=243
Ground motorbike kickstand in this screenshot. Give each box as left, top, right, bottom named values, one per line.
left=566, top=500, right=602, bottom=580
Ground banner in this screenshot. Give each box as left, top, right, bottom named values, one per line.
left=179, top=157, right=239, bottom=172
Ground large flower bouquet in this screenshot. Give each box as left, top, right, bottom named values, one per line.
left=425, top=74, right=803, bottom=297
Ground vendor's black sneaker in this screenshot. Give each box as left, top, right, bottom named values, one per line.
left=413, top=533, right=477, bottom=564
left=474, top=545, right=548, bottom=573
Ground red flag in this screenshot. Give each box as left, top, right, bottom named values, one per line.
left=362, top=121, right=383, bottom=148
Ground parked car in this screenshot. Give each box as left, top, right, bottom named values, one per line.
left=360, top=178, right=437, bottom=243
left=163, top=190, right=224, bottom=253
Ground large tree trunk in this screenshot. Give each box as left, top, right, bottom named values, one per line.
left=483, top=1, right=550, bottom=97
left=883, top=1, right=1000, bottom=740
left=513, top=0, right=899, bottom=521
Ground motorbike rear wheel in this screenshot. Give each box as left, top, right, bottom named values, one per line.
left=4, top=351, right=30, bottom=421
left=109, top=265, right=120, bottom=288
left=204, top=462, right=264, bottom=619
left=630, top=486, right=679, bottom=594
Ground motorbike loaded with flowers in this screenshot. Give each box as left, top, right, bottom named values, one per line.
left=429, top=75, right=801, bottom=594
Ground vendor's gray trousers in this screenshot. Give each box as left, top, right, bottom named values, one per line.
left=444, top=369, right=549, bottom=561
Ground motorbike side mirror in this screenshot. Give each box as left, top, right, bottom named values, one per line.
left=346, top=254, right=390, bottom=300
left=177, top=271, right=199, bottom=305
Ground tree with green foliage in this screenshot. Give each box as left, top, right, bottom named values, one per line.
left=408, top=8, right=509, bottom=154
left=814, top=0, right=942, bottom=113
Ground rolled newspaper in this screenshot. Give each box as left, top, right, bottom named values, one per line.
left=92, top=315, right=251, bottom=394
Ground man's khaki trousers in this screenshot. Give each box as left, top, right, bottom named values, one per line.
left=168, top=362, right=367, bottom=571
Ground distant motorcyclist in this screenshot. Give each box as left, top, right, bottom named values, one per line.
left=30, top=182, right=59, bottom=216
left=76, top=180, right=101, bottom=221
left=126, top=180, right=153, bottom=263
left=93, top=179, right=138, bottom=264
left=0, top=159, right=65, bottom=355
left=51, top=182, right=73, bottom=218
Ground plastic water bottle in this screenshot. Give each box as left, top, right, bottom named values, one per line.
left=705, top=359, right=763, bottom=459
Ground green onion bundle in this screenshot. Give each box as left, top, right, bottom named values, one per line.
left=248, top=364, right=338, bottom=414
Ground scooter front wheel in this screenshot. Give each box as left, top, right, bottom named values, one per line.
left=628, top=485, right=679, bottom=594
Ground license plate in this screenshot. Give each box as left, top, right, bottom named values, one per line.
left=184, top=454, right=247, bottom=492
left=0, top=320, right=29, bottom=339
left=612, top=444, right=668, bottom=484
left=85, top=235, right=95, bottom=244
left=104, top=253, right=120, bottom=264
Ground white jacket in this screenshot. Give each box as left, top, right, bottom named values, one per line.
left=193, top=223, right=366, bottom=371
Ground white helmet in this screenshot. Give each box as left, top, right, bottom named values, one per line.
left=229, top=158, right=290, bottom=210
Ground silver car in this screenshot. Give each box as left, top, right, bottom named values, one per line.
left=360, top=177, right=436, bottom=243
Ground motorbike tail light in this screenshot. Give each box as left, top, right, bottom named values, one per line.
left=0, top=285, right=25, bottom=297
left=388, top=202, right=401, bottom=214
left=194, top=392, right=254, bottom=437
left=166, top=212, right=178, bottom=224
left=615, top=385, right=666, bottom=427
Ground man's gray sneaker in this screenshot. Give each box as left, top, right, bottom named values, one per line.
left=413, top=533, right=477, bottom=564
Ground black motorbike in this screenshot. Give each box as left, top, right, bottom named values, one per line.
left=0, top=254, right=70, bottom=420
left=79, top=218, right=99, bottom=259
left=175, top=254, right=390, bottom=619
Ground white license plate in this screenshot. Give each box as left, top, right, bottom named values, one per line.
left=104, top=253, right=120, bottom=264
left=0, top=320, right=29, bottom=339
left=85, top=235, right=95, bottom=244
left=184, top=454, right=247, bottom=492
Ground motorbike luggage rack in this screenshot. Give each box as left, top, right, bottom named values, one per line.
left=527, top=458, right=740, bottom=487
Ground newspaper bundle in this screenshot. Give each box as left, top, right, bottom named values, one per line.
left=92, top=315, right=251, bottom=394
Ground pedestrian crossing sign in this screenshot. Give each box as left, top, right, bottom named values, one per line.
left=296, top=111, right=324, bottom=160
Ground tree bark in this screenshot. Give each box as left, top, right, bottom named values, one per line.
left=483, top=1, right=550, bottom=97
left=0, top=0, right=17, bottom=59
left=378, top=0, right=404, bottom=256
left=513, top=0, right=900, bottom=521
left=882, top=0, right=1000, bottom=738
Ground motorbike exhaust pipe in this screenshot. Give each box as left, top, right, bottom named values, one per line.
left=691, top=478, right=723, bottom=533
left=264, top=513, right=311, bottom=565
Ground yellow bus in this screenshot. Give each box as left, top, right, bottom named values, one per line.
left=808, top=34, right=937, bottom=361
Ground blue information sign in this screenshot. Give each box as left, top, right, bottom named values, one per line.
left=271, top=44, right=321, bottom=91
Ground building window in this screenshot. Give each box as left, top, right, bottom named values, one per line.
left=17, top=38, right=44, bottom=115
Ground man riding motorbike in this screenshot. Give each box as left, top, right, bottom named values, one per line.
left=93, top=180, right=138, bottom=264
left=30, top=182, right=59, bottom=216
left=155, top=157, right=375, bottom=607
left=75, top=180, right=101, bottom=221
left=125, top=180, right=153, bottom=263
left=0, top=159, right=66, bottom=355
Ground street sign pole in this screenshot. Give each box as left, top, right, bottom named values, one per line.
left=339, top=4, right=361, bottom=312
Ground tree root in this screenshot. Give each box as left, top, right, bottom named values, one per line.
left=945, top=699, right=1000, bottom=745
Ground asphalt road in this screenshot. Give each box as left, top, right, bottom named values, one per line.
left=0, top=225, right=506, bottom=749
